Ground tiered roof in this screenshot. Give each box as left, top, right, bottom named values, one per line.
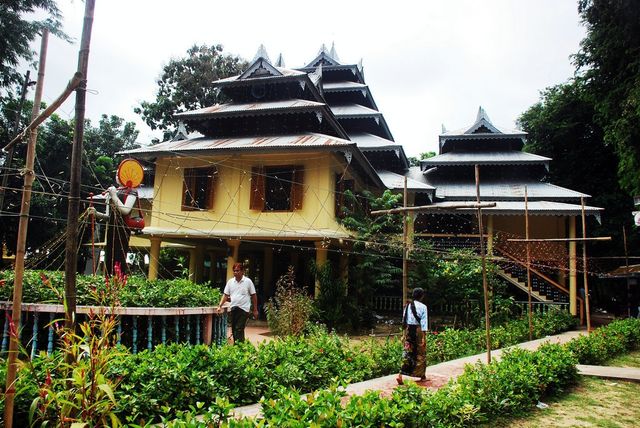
left=297, top=44, right=413, bottom=177
left=410, top=107, right=602, bottom=218
left=123, top=47, right=385, bottom=188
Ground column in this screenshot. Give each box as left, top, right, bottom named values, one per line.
left=148, top=237, right=161, bottom=280
left=339, top=251, right=349, bottom=295
left=193, top=244, right=205, bottom=283
left=486, top=215, right=494, bottom=255
left=225, top=239, right=240, bottom=280
left=569, top=216, right=577, bottom=316
left=263, top=246, right=274, bottom=298
left=188, top=248, right=197, bottom=283
left=314, top=241, right=328, bottom=297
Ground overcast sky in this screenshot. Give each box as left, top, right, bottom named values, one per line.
left=35, top=0, right=586, bottom=157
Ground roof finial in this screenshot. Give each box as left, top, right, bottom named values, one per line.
left=329, top=42, right=339, bottom=62
left=253, top=44, right=271, bottom=63
left=476, top=106, right=491, bottom=123
left=318, top=43, right=328, bottom=55
left=441, top=124, right=447, bottom=134
left=275, top=53, right=285, bottom=68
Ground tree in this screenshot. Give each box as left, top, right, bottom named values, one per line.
left=0, top=0, right=67, bottom=97
left=135, top=44, right=247, bottom=141
left=519, top=79, right=638, bottom=312
left=0, top=110, right=140, bottom=260
left=574, top=0, right=640, bottom=196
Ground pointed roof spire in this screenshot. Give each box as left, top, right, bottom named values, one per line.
left=253, top=44, right=271, bottom=63
left=441, top=124, right=447, bottom=134
left=274, top=53, right=285, bottom=68
left=329, top=42, right=339, bottom=62
left=476, top=106, right=491, bottom=123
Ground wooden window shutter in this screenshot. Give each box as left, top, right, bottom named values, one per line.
left=205, top=167, right=217, bottom=210
left=291, top=166, right=304, bottom=210
left=250, top=166, right=265, bottom=210
left=182, top=169, right=196, bottom=210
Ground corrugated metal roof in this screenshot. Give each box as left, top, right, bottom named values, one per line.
left=377, top=169, right=435, bottom=192
left=175, top=99, right=324, bottom=118
left=215, top=66, right=305, bottom=84
left=323, top=81, right=367, bottom=91
left=427, top=200, right=602, bottom=220
left=421, top=151, right=551, bottom=166
left=119, top=133, right=355, bottom=156
left=349, top=133, right=398, bottom=150
left=429, top=181, right=590, bottom=200
left=140, top=226, right=351, bottom=240
left=331, top=104, right=381, bottom=117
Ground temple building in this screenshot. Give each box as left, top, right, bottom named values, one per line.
left=409, top=107, right=603, bottom=319
left=120, top=45, right=429, bottom=304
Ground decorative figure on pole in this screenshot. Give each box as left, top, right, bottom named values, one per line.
left=89, top=158, right=145, bottom=276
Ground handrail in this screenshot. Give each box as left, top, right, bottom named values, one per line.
left=0, top=302, right=227, bottom=316
left=495, top=247, right=584, bottom=324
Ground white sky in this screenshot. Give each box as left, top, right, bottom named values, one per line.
left=35, top=0, right=585, bottom=157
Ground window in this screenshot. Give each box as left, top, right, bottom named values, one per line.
left=182, top=167, right=216, bottom=210
left=250, top=165, right=304, bottom=211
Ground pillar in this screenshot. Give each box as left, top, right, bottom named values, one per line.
left=569, top=217, right=577, bottom=316
left=225, top=239, right=240, bottom=280
left=339, top=251, right=349, bottom=295
left=148, top=237, right=161, bottom=280
left=263, top=246, right=274, bottom=298
left=192, top=244, right=205, bottom=283
left=314, top=241, right=328, bottom=297
left=188, top=248, right=197, bottom=283
left=486, top=215, right=494, bottom=255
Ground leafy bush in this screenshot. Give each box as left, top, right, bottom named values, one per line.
left=566, top=317, right=640, bottom=364
left=427, top=308, right=577, bottom=364
left=264, top=266, right=314, bottom=336
left=0, top=270, right=221, bottom=307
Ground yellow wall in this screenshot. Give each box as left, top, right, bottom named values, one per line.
left=492, top=215, right=566, bottom=239
left=150, top=151, right=350, bottom=238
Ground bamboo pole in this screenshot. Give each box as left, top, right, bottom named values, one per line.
left=581, top=197, right=592, bottom=332
left=2, top=72, right=82, bottom=152
left=475, top=165, right=491, bottom=363
left=64, top=0, right=96, bottom=333
left=370, top=202, right=496, bottom=216
left=402, top=177, right=408, bottom=305
left=3, top=29, right=49, bottom=428
left=525, top=186, right=533, bottom=341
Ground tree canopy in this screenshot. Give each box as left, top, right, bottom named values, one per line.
left=0, top=103, right=140, bottom=259
left=135, top=44, right=247, bottom=141
left=0, top=0, right=67, bottom=98
left=574, top=0, right=640, bottom=196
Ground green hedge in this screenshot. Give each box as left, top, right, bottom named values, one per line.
left=209, top=318, right=640, bottom=427
left=427, top=308, right=577, bottom=364
left=0, top=310, right=579, bottom=425
left=0, top=270, right=221, bottom=307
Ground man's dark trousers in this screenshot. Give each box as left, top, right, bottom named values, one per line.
left=229, top=307, right=249, bottom=343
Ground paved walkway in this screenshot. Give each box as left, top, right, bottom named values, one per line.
left=231, top=329, right=640, bottom=420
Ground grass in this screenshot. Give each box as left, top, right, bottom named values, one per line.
left=493, top=350, right=640, bottom=428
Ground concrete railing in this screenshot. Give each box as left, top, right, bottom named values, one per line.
left=0, top=302, right=229, bottom=357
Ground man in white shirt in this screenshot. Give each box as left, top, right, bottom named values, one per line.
left=218, top=263, right=258, bottom=343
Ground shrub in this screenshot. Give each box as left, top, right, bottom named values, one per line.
left=263, top=266, right=314, bottom=336
left=0, top=270, right=221, bottom=307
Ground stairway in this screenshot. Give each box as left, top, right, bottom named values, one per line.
left=494, top=249, right=569, bottom=304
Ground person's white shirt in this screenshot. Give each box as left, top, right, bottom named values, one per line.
left=223, top=275, right=256, bottom=312
left=403, top=300, right=429, bottom=331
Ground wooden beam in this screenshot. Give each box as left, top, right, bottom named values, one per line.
left=370, top=202, right=496, bottom=216
left=507, top=237, right=611, bottom=242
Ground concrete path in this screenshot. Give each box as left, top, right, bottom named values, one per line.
left=232, top=328, right=640, bottom=420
